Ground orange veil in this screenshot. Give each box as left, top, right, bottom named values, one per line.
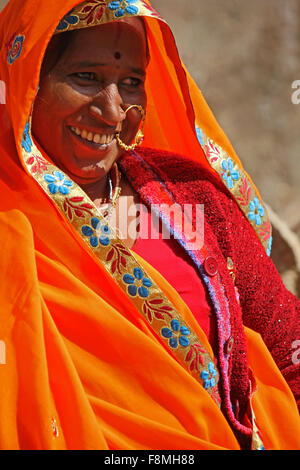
left=0, top=0, right=298, bottom=450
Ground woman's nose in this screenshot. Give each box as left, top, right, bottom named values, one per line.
left=89, top=84, right=126, bottom=127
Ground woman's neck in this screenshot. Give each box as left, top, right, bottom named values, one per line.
left=81, top=175, right=110, bottom=204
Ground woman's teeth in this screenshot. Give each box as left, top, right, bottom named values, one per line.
left=70, top=126, right=114, bottom=145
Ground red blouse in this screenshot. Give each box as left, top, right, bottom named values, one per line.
left=132, top=207, right=216, bottom=349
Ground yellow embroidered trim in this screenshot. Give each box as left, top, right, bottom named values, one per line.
left=51, top=417, right=59, bottom=438
left=248, top=374, right=265, bottom=450
left=20, top=118, right=221, bottom=407
left=196, top=124, right=272, bottom=256
left=251, top=413, right=265, bottom=451
left=54, top=0, right=165, bottom=35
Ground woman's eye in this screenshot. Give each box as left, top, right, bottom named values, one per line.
left=122, top=77, right=142, bottom=87
left=73, top=72, right=97, bottom=81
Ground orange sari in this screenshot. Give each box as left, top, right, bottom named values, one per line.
left=0, top=0, right=299, bottom=450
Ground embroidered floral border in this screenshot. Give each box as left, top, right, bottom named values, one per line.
left=55, top=0, right=164, bottom=35
left=195, top=125, right=272, bottom=257
left=20, top=117, right=221, bottom=407
left=6, top=33, right=25, bottom=65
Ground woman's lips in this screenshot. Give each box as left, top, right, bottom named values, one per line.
left=68, top=125, right=117, bottom=152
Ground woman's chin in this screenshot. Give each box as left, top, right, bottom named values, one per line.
left=62, top=161, right=108, bottom=186
left=59, top=147, right=121, bottom=186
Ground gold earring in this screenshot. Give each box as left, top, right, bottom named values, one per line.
left=116, top=105, right=145, bottom=152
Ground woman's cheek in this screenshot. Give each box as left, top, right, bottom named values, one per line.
left=53, top=82, right=81, bottom=114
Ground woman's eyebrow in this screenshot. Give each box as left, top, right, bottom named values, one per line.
left=129, top=67, right=146, bottom=77
left=69, top=61, right=146, bottom=76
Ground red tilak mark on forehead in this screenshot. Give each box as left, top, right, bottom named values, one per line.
left=114, top=51, right=122, bottom=60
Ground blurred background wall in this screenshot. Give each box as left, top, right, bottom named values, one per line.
left=1, top=0, right=299, bottom=293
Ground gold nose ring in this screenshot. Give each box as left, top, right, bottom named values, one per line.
left=116, top=105, right=146, bottom=152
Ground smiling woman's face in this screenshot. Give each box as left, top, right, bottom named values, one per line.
left=32, top=19, right=148, bottom=187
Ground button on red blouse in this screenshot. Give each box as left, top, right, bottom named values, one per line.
left=204, top=256, right=218, bottom=277
left=224, top=336, right=235, bottom=355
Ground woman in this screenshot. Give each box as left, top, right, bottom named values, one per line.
left=0, top=0, right=299, bottom=450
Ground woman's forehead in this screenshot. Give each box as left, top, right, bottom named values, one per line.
left=74, top=19, right=146, bottom=47
left=60, top=19, right=148, bottom=63
left=41, top=18, right=149, bottom=75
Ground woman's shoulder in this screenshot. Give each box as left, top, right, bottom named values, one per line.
left=120, top=146, right=237, bottom=230
left=133, top=146, right=210, bottom=175
left=122, top=146, right=228, bottom=193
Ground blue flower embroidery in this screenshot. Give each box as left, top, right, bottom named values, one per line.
left=21, top=122, right=33, bottom=153
left=248, top=197, right=264, bottom=226
left=44, top=171, right=73, bottom=195
left=123, top=267, right=152, bottom=297
left=56, top=9, right=79, bottom=32
left=161, top=319, right=190, bottom=349
left=82, top=217, right=111, bottom=248
left=201, top=362, right=217, bottom=389
left=195, top=126, right=204, bottom=146
left=109, top=0, right=139, bottom=17
left=7, top=34, right=24, bottom=65
left=266, top=236, right=272, bottom=257
left=221, top=158, right=240, bottom=189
